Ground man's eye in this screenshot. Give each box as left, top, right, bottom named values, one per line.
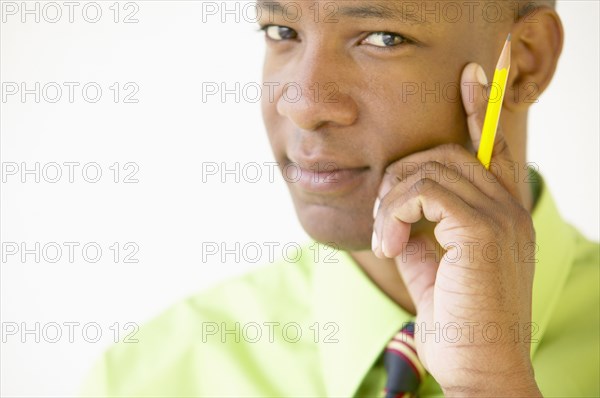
left=362, top=32, right=407, bottom=48
left=259, top=25, right=298, bottom=41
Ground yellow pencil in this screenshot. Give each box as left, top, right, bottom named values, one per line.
left=477, top=34, right=511, bottom=170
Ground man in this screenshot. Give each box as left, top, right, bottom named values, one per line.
left=81, top=1, right=599, bottom=396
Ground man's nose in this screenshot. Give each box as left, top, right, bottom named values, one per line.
left=275, top=53, right=359, bottom=131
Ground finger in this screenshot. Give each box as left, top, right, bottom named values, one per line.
left=375, top=178, right=480, bottom=259
left=382, top=143, right=515, bottom=206
left=376, top=179, right=481, bottom=316
left=394, top=234, right=439, bottom=323
left=380, top=161, right=497, bottom=212
left=373, top=161, right=494, bottom=253
left=461, top=62, right=489, bottom=154
left=460, top=62, right=522, bottom=202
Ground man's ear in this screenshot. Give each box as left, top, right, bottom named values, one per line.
left=504, top=6, right=564, bottom=111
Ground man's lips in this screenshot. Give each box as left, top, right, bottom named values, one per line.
left=286, top=154, right=368, bottom=171
left=285, top=156, right=369, bottom=195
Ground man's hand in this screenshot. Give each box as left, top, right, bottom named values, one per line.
left=372, top=63, right=542, bottom=397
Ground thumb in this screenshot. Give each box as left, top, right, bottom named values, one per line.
left=393, top=234, right=439, bottom=315
left=460, top=62, right=490, bottom=154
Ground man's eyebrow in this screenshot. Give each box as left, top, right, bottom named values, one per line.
left=256, top=1, right=427, bottom=25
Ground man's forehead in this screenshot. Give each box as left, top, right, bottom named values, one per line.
left=254, top=1, right=526, bottom=26
left=255, top=0, right=435, bottom=25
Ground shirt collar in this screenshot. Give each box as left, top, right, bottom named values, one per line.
left=528, top=170, right=577, bottom=356
left=311, top=244, right=411, bottom=397
left=310, top=170, right=576, bottom=396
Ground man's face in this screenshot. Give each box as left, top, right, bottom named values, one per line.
left=260, top=0, right=504, bottom=250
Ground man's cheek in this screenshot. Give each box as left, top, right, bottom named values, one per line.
left=404, top=98, right=469, bottom=150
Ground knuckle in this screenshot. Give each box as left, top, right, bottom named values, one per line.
left=412, top=177, right=436, bottom=195
left=378, top=173, right=399, bottom=198
left=420, top=160, right=444, bottom=182
left=423, top=160, right=443, bottom=170
left=384, top=162, right=411, bottom=183
left=384, top=162, right=399, bottom=175
left=441, top=142, right=466, bottom=157
left=379, top=188, right=397, bottom=211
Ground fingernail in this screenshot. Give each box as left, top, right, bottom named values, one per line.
left=372, top=197, right=380, bottom=219
left=476, top=65, right=488, bottom=86
left=381, top=238, right=388, bottom=257
left=371, top=230, right=379, bottom=252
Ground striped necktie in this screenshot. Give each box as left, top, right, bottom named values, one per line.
left=382, top=322, right=426, bottom=398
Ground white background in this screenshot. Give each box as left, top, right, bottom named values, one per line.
left=1, top=1, right=598, bottom=396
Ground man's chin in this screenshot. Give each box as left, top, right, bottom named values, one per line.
left=294, top=202, right=373, bottom=252
left=293, top=199, right=439, bottom=253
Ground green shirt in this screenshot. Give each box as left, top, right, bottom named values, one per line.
left=80, top=174, right=600, bottom=397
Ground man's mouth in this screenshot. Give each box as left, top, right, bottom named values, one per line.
left=285, top=155, right=369, bottom=195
